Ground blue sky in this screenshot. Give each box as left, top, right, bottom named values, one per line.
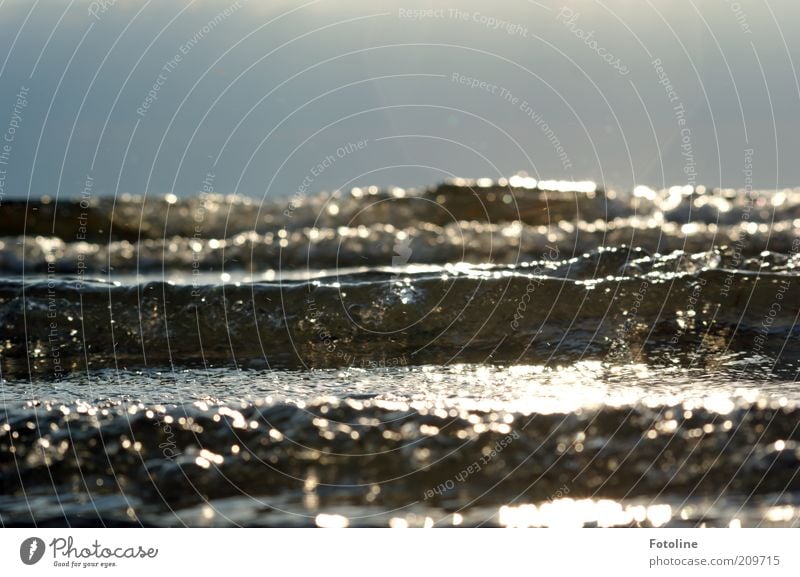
left=0, top=0, right=798, bottom=200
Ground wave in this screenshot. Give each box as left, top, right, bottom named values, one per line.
left=3, top=180, right=799, bottom=243
left=2, top=180, right=798, bottom=275
left=1, top=395, right=797, bottom=526
left=1, top=248, right=798, bottom=377
left=1, top=219, right=798, bottom=274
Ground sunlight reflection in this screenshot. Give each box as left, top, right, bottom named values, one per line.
left=499, top=500, right=673, bottom=528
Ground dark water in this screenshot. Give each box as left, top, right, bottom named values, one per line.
left=2, top=179, right=800, bottom=527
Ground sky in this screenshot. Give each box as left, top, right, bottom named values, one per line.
left=0, top=0, right=798, bottom=200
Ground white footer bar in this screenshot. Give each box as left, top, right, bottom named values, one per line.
left=2, top=529, right=796, bottom=576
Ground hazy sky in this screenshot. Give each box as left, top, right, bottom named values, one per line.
left=0, top=0, right=798, bottom=200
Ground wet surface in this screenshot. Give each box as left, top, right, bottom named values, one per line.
left=2, top=181, right=799, bottom=527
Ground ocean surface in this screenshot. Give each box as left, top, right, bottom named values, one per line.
left=2, top=179, right=799, bottom=527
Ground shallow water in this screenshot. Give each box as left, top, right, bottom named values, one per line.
left=1, top=180, right=799, bottom=527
